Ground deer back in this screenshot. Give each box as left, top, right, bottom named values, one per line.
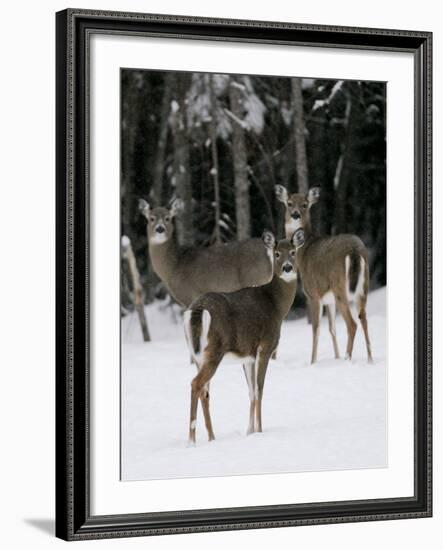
left=298, top=233, right=368, bottom=299
left=160, top=238, right=274, bottom=306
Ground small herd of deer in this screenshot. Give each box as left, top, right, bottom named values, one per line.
left=139, top=185, right=373, bottom=446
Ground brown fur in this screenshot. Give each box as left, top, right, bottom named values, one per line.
left=275, top=186, right=373, bottom=364
left=140, top=201, right=274, bottom=307
left=297, top=234, right=368, bottom=300
left=185, top=233, right=304, bottom=444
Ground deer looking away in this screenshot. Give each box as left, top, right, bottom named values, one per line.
left=139, top=199, right=274, bottom=307
left=183, top=229, right=305, bottom=445
left=275, top=185, right=373, bottom=365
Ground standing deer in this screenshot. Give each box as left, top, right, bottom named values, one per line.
left=139, top=199, right=274, bottom=307
left=275, top=184, right=373, bottom=364
left=183, top=229, right=305, bottom=445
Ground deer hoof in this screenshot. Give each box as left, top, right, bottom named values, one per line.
left=187, top=439, right=196, bottom=448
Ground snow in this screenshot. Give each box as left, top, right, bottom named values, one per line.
left=229, top=80, right=246, bottom=92
left=242, top=77, right=266, bottom=134
left=334, top=154, right=344, bottom=189
left=121, top=235, right=131, bottom=248
left=301, top=78, right=315, bottom=90
left=186, top=74, right=265, bottom=139
left=121, top=288, right=387, bottom=481
left=223, top=107, right=249, bottom=130
left=312, top=80, right=345, bottom=111
left=170, top=99, right=179, bottom=114
left=281, top=103, right=292, bottom=126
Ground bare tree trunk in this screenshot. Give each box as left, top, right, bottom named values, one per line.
left=292, top=80, right=312, bottom=324
left=121, top=72, right=140, bottom=237
left=151, top=73, right=172, bottom=206
left=335, top=83, right=359, bottom=234
left=122, top=236, right=150, bottom=342
left=208, top=75, right=222, bottom=244
left=291, top=79, right=309, bottom=194
left=229, top=78, right=251, bottom=241
left=170, top=74, right=194, bottom=246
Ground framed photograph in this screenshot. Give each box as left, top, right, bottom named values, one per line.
left=55, top=8, right=432, bottom=541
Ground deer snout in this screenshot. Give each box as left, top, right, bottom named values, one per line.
left=282, top=263, right=293, bottom=273
left=155, top=225, right=166, bottom=234
left=291, top=211, right=301, bottom=220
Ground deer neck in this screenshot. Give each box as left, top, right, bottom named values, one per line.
left=148, top=236, right=178, bottom=282
left=267, top=274, right=298, bottom=320
left=285, top=215, right=312, bottom=241
left=294, top=227, right=318, bottom=281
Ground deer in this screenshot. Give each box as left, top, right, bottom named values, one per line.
left=139, top=199, right=274, bottom=308
left=275, top=184, right=373, bottom=365
left=183, top=229, right=305, bottom=445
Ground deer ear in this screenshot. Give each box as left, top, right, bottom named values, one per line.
left=262, top=230, right=275, bottom=249
left=292, top=228, right=305, bottom=249
left=169, top=198, right=184, bottom=217
left=275, top=185, right=288, bottom=205
left=139, top=199, right=150, bottom=218
left=307, top=187, right=321, bottom=207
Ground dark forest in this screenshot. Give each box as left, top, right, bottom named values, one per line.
left=121, top=69, right=386, bottom=319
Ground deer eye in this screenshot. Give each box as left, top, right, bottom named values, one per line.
left=302, top=202, right=308, bottom=209
left=149, top=216, right=156, bottom=223
left=290, top=250, right=296, bottom=257
left=164, top=216, right=171, bottom=223
left=287, top=201, right=293, bottom=207
left=275, top=251, right=281, bottom=259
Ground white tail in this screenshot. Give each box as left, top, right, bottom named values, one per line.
left=139, top=198, right=274, bottom=307
left=184, top=230, right=305, bottom=445
left=184, top=309, right=211, bottom=365
left=275, top=185, right=373, bottom=364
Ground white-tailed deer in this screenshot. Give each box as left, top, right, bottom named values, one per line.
left=139, top=199, right=274, bottom=307
left=183, top=229, right=305, bottom=445
left=275, top=184, right=373, bottom=364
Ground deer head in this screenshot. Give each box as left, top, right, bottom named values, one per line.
left=275, top=185, right=320, bottom=238
left=139, top=198, right=183, bottom=245
left=273, top=230, right=305, bottom=282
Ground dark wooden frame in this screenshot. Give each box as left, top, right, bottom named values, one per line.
left=56, top=8, right=432, bottom=541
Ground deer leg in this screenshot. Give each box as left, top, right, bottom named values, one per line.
left=189, top=360, right=218, bottom=445
left=199, top=381, right=215, bottom=442
left=255, top=349, right=271, bottom=433
left=326, top=302, right=340, bottom=359
left=194, top=363, right=215, bottom=441
left=242, top=359, right=256, bottom=435
left=188, top=381, right=199, bottom=446
left=310, top=299, right=322, bottom=364
left=357, top=296, right=373, bottom=364
left=336, top=298, right=357, bottom=361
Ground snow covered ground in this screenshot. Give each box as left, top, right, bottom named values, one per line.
left=121, top=288, right=387, bottom=481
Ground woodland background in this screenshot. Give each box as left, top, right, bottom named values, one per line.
left=121, top=70, right=386, bottom=314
